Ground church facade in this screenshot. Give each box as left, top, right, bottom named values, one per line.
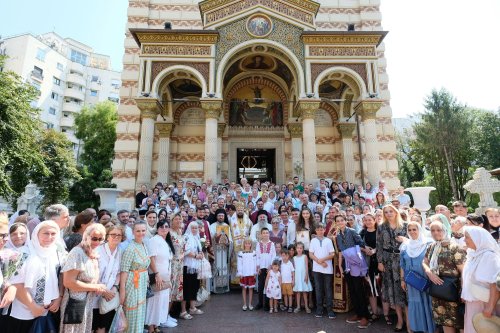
left=112, top=0, right=399, bottom=207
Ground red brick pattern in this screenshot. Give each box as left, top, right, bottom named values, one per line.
left=120, top=98, right=137, bottom=106
left=117, top=133, right=139, bottom=141
left=119, top=190, right=135, bottom=200
left=315, top=136, right=340, bottom=144
left=170, top=172, right=204, bottom=180
left=318, top=172, right=343, bottom=180
left=119, top=115, right=141, bottom=122
left=171, top=136, right=205, bottom=144
left=114, top=152, right=138, bottom=159
left=122, top=80, right=138, bottom=88
left=317, top=154, right=342, bottom=162
left=113, top=171, right=137, bottom=179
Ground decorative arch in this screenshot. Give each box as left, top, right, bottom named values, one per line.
left=319, top=101, right=339, bottom=124
left=173, top=101, right=202, bottom=124
left=216, top=39, right=305, bottom=97
left=151, top=65, right=208, bottom=98
left=223, top=76, right=289, bottom=124
left=313, top=66, right=368, bottom=99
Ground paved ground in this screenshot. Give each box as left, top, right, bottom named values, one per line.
left=163, top=290, right=397, bottom=333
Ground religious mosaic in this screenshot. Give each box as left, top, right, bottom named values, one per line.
left=246, top=14, right=273, bottom=38
left=228, top=85, right=283, bottom=127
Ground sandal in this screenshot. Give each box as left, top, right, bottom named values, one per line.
left=242, top=305, right=248, bottom=311
left=370, top=314, right=380, bottom=322
left=180, top=311, right=193, bottom=320
left=384, top=315, right=393, bottom=325
left=189, top=308, right=204, bottom=315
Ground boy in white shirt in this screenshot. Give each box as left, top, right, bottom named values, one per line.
left=280, top=249, right=295, bottom=312
left=256, top=228, right=276, bottom=311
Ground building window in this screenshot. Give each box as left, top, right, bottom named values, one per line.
left=111, top=79, right=120, bottom=89
left=53, top=77, right=61, bottom=86
left=32, top=81, right=41, bottom=91
left=91, top=75, right=99, bottom=82
left=36, top=48, right=46, bottom=61
left=49, top=107, right=56, bottom=115
left=31, top=66, right=44, bottom=80
left=57, top=62, right=63, bottom=71
left=108, top=95, right=119, bottom=103
left=51, top=92, right=59, bottom=101
left=90, top=90, right=98, bottom=97
left=70, top=49, right=87, bottom=66
left=61, top=128, right=67, bottom=133
left=46, top=123, right=54, bottom=129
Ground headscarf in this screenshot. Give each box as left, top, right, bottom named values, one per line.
left=6, top=222, right=31, bottom=254
left=461, top=226, right=500, bottom=301
left=429, top=220, right=450, bottom=274
left=433, top=214, right=452, bottom=238
left=183, top=221, right=201, bottom=273
left=25, top=220, right=61, bottom=306
left=399, top=223, right=433, bottom=258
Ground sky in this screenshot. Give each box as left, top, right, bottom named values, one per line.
left=1, top=0, right=499, bottom=118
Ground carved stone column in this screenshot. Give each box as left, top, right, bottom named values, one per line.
left=135, top=98, right=162, bottom=188
left=156, top=123, right=174, bottom=184
left=217, top=123, right=226, bottom=183
left=200, top=100, right=222, bottom=182
left=299, top=100, right=321, bottom=183
left=337, top=122, right=357, bottom=183
left=355, top=100, right=383, bottom=183
left=287, top=123, right=303, bottom=179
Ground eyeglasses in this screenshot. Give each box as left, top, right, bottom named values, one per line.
left=0, top=233, right=8, bottom=240
left=108, top=233, right=123, bottom=238
left=158, top=225, right=170, bottom=229
left=91, top=237, right=104, bottom=242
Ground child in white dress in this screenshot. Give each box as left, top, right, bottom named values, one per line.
left=237, top=238, right=257, bottom=311
left=293, top=241, right=312, bottom=313
left=264, top=259, right=282, bottom=313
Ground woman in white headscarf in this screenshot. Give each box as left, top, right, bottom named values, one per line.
left=6, top=223, right=31, bottom=254
left=180, top=221, right=204, bottom=320
left=461, top=226, right=500, bottom=333
left=399, top=221, right=435, bottom=333
left=422, top=220, right=466, bottom=333
left=6, top=220, right=63, bottom=332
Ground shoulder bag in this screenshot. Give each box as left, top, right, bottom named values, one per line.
left=429, top=276, right=460, bottom=302
left=404, top=257, right=430, bottom=292
left=99, top=286, right=120, bottom=315
left=63, top=293, right=87, bottom=324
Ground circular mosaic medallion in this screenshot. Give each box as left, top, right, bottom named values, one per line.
left=246, top=14, right=273, bottom=38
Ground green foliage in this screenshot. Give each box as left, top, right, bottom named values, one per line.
left=401, top=88, right=500, bottom=208
left=0, top=55, right=48, bottom=200
left=32, top=130, right=80, bottom=210
left=69, top=102, right=118, bottom=211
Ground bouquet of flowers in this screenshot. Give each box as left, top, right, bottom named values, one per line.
left=0, top=248, right=27, bottom=299
left=200, top=237, right=206, bottom=250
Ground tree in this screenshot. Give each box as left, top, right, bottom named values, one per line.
left=69, top=101, right=118, bottom=211
left=0, top=55, right=47, bottom=200
left=32, top=130, right=80, bottom=209
left=467, top=108, right=500, bottom=170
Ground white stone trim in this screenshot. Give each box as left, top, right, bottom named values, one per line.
left=150, top=65, right=208, bottom=98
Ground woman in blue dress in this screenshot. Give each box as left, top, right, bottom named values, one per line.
left=400, top=221, right=435, bottom=333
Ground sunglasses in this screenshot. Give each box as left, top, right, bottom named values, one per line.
left=0, top=233, right=8, bottom=240
left=91, top=237, right=104, bottom=242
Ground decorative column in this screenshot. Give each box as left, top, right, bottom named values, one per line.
left=217, top=123, right=226, bottom=183
left=287, top=124, right=303, bottom=179
left=355, top=100, right=383, bottom=183
left=156, top=123, right=174, bottom=184
left=299, top=100, right=321, bottom=183
left=337, top=122, right=357, bottom=183
left=200, top=100, right=222, bottom=182
left=135, top=98, right=162, bottom=188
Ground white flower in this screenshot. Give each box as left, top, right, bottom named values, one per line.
left=200, top=237, right=206, bottom=243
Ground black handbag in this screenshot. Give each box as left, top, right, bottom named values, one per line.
left=63, top=296, right=87, bottom=324
left=429, top=276, right=460, bottom=302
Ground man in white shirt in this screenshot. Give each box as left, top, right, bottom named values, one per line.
left=396, top=186, right=411, bottom=206
left=373, top=180, right=389, bottom=198
left=309, top=223, right=336, bottom=319
left=261, top=192, right=274, bottom=213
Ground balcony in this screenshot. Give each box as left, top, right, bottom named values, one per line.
left=89, top=81, right=101, bottom=91
left=59, top=116, right=74, bottom=128
left=30, top=70, right=44, bottom=82
left=66, top=73, right=86, bottom=87
left=62, top=102, right=82, bottom=113
left=69, top=61, right=85, bottom=75
left=64, top=87, right=85, bottom=101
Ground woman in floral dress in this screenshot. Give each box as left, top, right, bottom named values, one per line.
left=170, top=214, right=185, bottom=304
left=120, top=222, right=151, bottom=333
left=423, top=219, right=465, bottom=333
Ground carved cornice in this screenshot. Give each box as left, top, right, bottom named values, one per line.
left=217, top=123, right=226, bottom=137
left=302, top=31, right=387, bottom=46
left=156, top=123, right=175, bottom=138
left=199, top=0, right=320, bottom=13
left=354, top=100, right=384, bottom=121
left=287, top=123, right=303, bottom=138
left=130, top=29, right=219, bottom=46
left=135, top=98, right=162, bottom=119
left=309, top=46, right=376, bottom=58
left=200, top=99, right=223, bottom=119
left=297, top=100, right=321, bottom=119
left=142, top=44, right=211, bottom=56
left=337, top=122, right=357, bottom=139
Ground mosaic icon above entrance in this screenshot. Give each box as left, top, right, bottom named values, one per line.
left=246, top=14, right=273, bottom=38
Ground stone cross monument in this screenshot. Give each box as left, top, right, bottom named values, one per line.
left=464, top=167, right=500, bottom=214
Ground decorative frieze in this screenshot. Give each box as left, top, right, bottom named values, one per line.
left=142, top=44, right=211, bottom=56
left=131, top=31, right=218, bottom=45
left=151, top=62, right=210, bottom=86
left=309, top=46, right=376, bottom=57
left=302, top=32, right=386, bottom=46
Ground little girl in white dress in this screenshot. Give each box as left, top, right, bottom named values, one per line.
left=265, top=259, right=282, bottom=313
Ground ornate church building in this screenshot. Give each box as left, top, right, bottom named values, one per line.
left=112, top=0, right=399, bottom=206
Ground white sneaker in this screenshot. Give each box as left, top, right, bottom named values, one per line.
left=160, top=321, right=178, bottom=328
left=168, top=315, right=178, bottom=323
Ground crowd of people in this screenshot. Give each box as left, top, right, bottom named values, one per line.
left=0, top=176, right=499, bottom=333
